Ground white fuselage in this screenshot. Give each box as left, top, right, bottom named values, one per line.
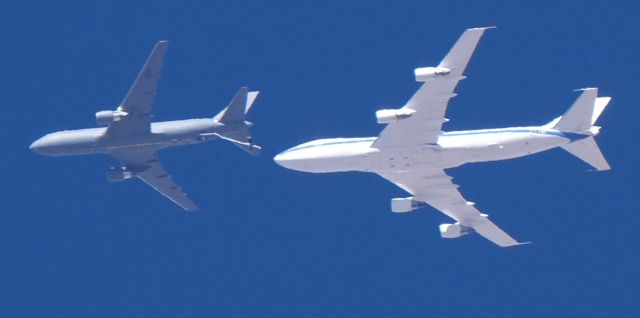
left=274, top=126, right=587, bottom=173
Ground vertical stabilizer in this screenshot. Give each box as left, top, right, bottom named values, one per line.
left=214, top=87, right=260, bottom=123
left=553, top=88, right=598, bottom=132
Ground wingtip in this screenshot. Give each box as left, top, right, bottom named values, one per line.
left=573, top=87, right=598, bottom=92
left=469, top=26, right=497, bottom=31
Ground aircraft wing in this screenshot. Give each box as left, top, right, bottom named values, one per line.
left=106, top=41, right=169, bottom=138
left=377, top=168, right=526, bottom=247
left=372, top=27, right=492, bottom=148
left=110, top=149, right=198, bottom=211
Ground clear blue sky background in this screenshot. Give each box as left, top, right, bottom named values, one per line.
left=1, top=1, right=638, bottom=317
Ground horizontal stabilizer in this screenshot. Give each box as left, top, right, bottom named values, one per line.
left=206, top=132, right=262, bottom=156
left=562, top=136, right=611, bottom=171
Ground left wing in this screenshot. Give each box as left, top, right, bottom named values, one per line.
left=372, top=27, right=492, bottom=148
left=106, top=41, right=169, bottom=138
left=110, top=149, right=198, bottom=211
left=378, top=169, right=526, bottom=247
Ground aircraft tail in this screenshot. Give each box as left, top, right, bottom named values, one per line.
left=208, top=87, right=262, bottom=155
left=213, top=87, right=260, bottom=123
left=546, top=88, right=612, bottom=171
left=561, top=136, right=610, bottom=171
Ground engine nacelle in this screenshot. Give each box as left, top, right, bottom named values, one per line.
left=414, top=66, right=450, bottom=82
left=439, top=223, right=474, bottom=239
left=391, top=197, right=426, bottom=213
left=106, top=167, right=136, bottom=182
left=376, top=108, right=416, bottom=124
left=96, top=109, right=128, bottom=126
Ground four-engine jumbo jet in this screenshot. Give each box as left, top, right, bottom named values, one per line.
left=274, top=27, right=612, bottom=247
left=30, top=41, right=262, bottom=211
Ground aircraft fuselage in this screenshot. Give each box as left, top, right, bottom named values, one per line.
left=30, top=118, right=250, bottom=156
left=274, top=126, right=588, bottom=173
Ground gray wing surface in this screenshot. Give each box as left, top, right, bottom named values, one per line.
left=110, top=149, right=198, bottom=211
left=372, top=28, right=491, bottom=148
left=106, top=41, right=169, bottom=138
left=378, top=169, right=524, bottom=247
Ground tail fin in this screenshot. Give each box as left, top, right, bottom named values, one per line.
left=214, top=87, right=260, bottom=123
left=551, top=88, right=612, bottom=171
left=553, top=88, right=597, bottom=131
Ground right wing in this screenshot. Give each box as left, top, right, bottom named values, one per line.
left=372, top=27, right=492, bottom=148
left=110, top=149, right=198, bottom=211
left=378, top=169, right=526, bottom=247
left=106, top=41, right=169, bottom=138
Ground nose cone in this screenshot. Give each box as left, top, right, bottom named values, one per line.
left=274, top=152, right=293, bottom=169
left=29, top=138, right=44, bottom=154
left=30, top=135, right=55, bottom=155
left=274, top=148, right=321, bottom=173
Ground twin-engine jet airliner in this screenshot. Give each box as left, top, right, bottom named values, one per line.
left=30, top=41, right=262, bottom=211
left=274, top=27, right=611, bottom=247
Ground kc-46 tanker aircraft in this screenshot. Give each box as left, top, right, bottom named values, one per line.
left=30, top=41, right=262, bottom=211
left=274, top=27, right=611, bottom=247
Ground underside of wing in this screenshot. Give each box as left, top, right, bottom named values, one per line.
left=106, top=41, right=169, bottom=138
left=110, top=149, right=198, bottom=211
left=372, top=27, right=492, bottom=148
left=378, top=169, right=526, bottom=247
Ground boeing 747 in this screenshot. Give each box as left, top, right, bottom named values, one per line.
left=274, top=28, right=611, bottom=247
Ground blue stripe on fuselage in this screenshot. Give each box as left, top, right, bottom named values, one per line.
left=442, top=129, right=587, bottom=142
left=280, top=129, right=587, bottom=154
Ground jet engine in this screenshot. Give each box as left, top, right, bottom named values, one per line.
left=106, top=167, right=136, bottom=182
left=391, top=197, right=426, bottom=213
left=96, top=110, right=128, bottom=126
left=439, top=223, right=474, bottom=239
left=376, top=109, right=416, bottom=124
left=414, top=66, right=450, bottom=82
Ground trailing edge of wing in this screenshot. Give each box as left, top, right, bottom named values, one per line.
left=472, top=219, right=529, bottom=247
left=137, top=165, right=199, bottom=212
left=107, top=41, right=169, bottom=137
left=372, top=27, right=492, bottom=148
left=378, top=169, right=528, bottom=248
left=438, top=26, right=494, bottom=76
left=110, top=150, right=198, bottom=211
left=120, top=41, right=169, bottom=115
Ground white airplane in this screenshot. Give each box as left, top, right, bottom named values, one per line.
left=274, top=27, right=611, bottom=247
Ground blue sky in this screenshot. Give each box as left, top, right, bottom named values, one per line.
left=2, top=0, right=639, bottom=317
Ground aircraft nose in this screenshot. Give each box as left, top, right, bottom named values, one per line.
left=30, top=136, right=51, bottom=155
left=29, top=138, right=43, bottom=153
left=274, top=151, right=300, bottom=170
left=274, top=152, right=289, bottom=167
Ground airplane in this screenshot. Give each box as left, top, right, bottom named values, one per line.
left=274, top=27, right=611, bottom=247
left=30, top=41, right=262, bottom=211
